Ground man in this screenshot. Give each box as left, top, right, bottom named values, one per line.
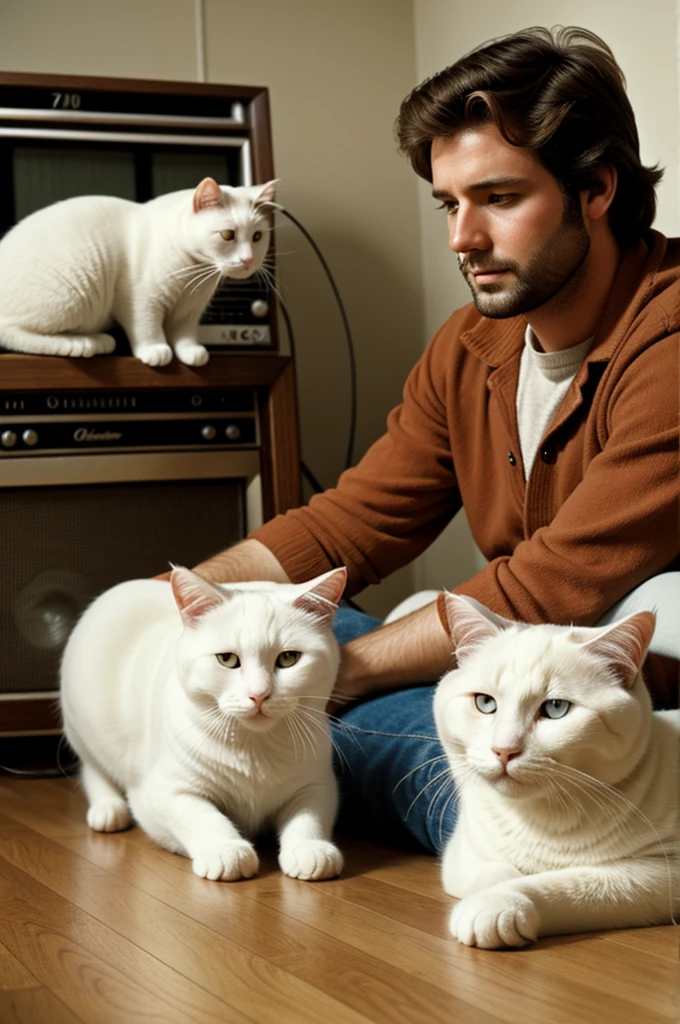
left=191, top=26, right=680, bottom=853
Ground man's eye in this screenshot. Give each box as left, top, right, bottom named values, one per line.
left=436, top=201, right=457, bottom=214
left=488, top=193, right=514, bottom=206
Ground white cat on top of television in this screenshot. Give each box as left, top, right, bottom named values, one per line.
left=0, top=177, right=275, bottom=366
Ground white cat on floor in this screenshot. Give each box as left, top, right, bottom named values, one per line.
left=434, top=593, right=679, bottom=949
left=0, top=177, right=274, bottom=366
left=60, top=566, right=346, bottom=882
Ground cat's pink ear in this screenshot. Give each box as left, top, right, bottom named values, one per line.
left=170, top=566, right=226, bottom=626
left=444, top=593, right=507, bottom=663
left=575, top=611, right=656, bottom=689
left=193, top=177, right=223, bottom=212
left=293, top=567, right=347, bottom=623
left=254, top=180, right=278, bottom=207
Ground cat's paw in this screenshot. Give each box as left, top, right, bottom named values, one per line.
left=56, top=333, right=116, bottom=358
left=87, top=798, right=131, bottom=833
left=134, top=343, right=173, bottom=367
left=279, top=840, right=343, bottom=881
left=174, top=340, right=210, bottom=366
left=450, top=889, right=539, bottom=949
left=192, top=840, right=259, bottom=881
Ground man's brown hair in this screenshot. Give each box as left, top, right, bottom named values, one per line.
left=395, top=26, right=662, bottom=243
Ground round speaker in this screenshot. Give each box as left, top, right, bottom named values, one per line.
left=14, top=571, right=92, bottom=651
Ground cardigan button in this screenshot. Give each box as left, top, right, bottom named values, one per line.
left=541, top=446, right=556, bottom=465
left=508, top=451, right=517, bottom=466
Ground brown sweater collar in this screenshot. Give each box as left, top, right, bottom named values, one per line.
left=459, top=231, right=664, bottom=369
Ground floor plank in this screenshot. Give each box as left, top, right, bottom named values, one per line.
left=0, top=776, right=678, bottom=1024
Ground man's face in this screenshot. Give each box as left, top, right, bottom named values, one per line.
left=431, top=125, right=591, bottom=319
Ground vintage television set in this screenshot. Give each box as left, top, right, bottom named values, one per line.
left=0, top=71, right=301, bottom=750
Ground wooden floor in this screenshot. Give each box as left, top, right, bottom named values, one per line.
left=0, top=776, right=678, bottom=1024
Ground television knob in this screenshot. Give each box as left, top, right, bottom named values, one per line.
left=201, top=425, right=217, bottom=441
left=250, top=300, right=269, bottom=318
left=22, top=429, right=39, bottom=447
left=225, top=424, right=241, bottom=441
left=1, top=430, right=17, bottom=448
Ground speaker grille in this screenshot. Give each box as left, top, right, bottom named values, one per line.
left=1, top=478, right=244, bottom=694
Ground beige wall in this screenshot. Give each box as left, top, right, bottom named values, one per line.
left=0, top=0, right=424, bottom=616
left=409, top=0, right=680, bottom=596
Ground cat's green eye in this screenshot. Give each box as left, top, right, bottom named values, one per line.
left=541, top=699, right=571, bottom=720
left=276, top=650, right=301, bottom=669
left=474, top=694, right=497, bottom=715
left=216, top=652, right=240, bottom=668
left=220, top=229, right=236, bottom=242
left=253, top=230, right=262, bottom=242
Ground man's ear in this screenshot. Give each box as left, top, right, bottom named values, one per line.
left=582, top=163, right=618, bottom=222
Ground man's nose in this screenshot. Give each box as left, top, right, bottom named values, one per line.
left=449, top=207, right=489, bottom=254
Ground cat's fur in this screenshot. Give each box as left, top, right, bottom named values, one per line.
left=60, top=566, right=346, bottom=882
left=0, top=177, right=274, bottom=366
left=434, top=593, right=679, bottom=948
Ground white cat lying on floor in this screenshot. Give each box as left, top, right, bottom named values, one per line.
left=435, top=593, right=679, bottom=949
left=0, top=177, right=274, bottom=365
left=60, top=567, right=346, bottom=882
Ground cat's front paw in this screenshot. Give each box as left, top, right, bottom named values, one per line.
left=450, top=889, right=539, bottom=949
left=134, top=343, right=173, bottom=367
left=192, top=839, right=259, bottom=882
left=279, top=840, right=343, bottom=881
left=87, top=798, right=131, bottom=833
left=174, top=340, right=209, bottom=366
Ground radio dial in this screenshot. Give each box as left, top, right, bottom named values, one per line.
left=1, top=430, right=17, bottom=448
left=22, top=429, right=39, bottom=447
left=201, top=425, right=217, bottom=441
left=225, top=425, right=241, bottom=441
left=250, top=300, right=269, bottom=318
left=47, top=395, right=59, bottom=410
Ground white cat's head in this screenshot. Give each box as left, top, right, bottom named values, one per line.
left=169, top=566, right=346, bottom=734
left=434, top=594, right=656, bottom=797
left=184, top=177, right=276, bottom=280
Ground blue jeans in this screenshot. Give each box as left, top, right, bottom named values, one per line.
left=331, top=573, right=680, bottom=857
left=332, top=606, right=453, bottom=856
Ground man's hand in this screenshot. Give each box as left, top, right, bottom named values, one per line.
left=327, top=600, right=454, bottom=714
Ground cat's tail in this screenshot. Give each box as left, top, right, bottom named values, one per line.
left=0, top=321, right=116, bottom=358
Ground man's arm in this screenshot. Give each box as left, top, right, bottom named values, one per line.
left=335, top=600, right=454, bottom=705
left=192, top=538, right=291, bottom=584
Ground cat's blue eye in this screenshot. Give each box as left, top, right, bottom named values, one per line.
left=541, top=699, right=571, bottom=720
left=474, top=694, right=497, bottom=715
left=276, top=650, right=301, bottom=669
left=216, top=652, right=240, bottom=668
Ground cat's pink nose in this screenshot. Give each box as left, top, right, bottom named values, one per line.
left=493, top=747, right=522, bottom=768
left=241, top=255, right=253, bottom=268
left=249, top=693, right=268, bottom=710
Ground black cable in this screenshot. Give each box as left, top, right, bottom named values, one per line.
left=277, top=296, right=328, bottom=495
left=278, top=206, right=358, bottom=471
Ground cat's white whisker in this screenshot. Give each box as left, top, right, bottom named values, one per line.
left=403, top=765, right=454, bottom=820
left=392, top=753, right=450, bottom=794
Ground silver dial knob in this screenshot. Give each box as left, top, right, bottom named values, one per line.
left=1, top=430, right=17, bottom=448
left=250, top=299, right=269, bottom=318
left=22, top=429, right=39, bottom=447
left=225, top=424, right=241, bottom=441
left=201, top=425, right=217, bottom=441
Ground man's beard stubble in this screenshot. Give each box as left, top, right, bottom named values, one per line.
left=460, top=202, right=591, bottom=320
